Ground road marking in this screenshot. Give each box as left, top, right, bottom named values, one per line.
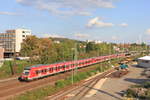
left=85, top=78, right=107, bottom=98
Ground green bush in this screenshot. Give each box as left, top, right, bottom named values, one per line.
left=55, top=79, right=66, bottom=88
left=0, top=60, right=31, bottom=79
left=142, top=82, right=150, bottom=88
left=126, top=82, right=150, bottom=99
left=11, top=58, right=128, bottom=100
left=126, top=89, right=137, bottom=98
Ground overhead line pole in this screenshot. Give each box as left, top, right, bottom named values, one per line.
left=74, top=43, right=78, bottom=74
left=71, top=43, right=78, bottom=84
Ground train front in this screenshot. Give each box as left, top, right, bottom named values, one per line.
left=18, top=67, right=31, bottom=81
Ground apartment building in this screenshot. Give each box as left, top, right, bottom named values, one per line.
left=0, top=29, right=31, bottom=57
left=0, top=47, right=4, bottom=59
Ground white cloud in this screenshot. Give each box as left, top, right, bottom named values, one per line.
left=43, top=34, right=65, bottom=38
left=16, top=0, right=116, bottom=16
left=86, top=17, right=114, bottom=28
left=74, top=33, right=90, bottom=38
left=119, top=23, right=128, bottom=27
left=0, top=12, right=20, bottom=16
left=146, top=28, right=150, bottom=35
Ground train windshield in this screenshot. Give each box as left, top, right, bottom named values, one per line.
left=23, top=70, right=30, bottom=75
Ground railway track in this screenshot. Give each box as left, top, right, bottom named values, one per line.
left=0, top=63, right=102, bottom=100
left=46, top=68, right=116, bottom=100
left=47, top=67, right=130, bottom=100
left=0, top=56, right=134, bottom=100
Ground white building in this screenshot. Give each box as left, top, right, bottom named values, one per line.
left=0, top=29, right=31, bottom=57
left=86, top=40, right=103, bottom=44
left=137, top=56, right=150, bottom=68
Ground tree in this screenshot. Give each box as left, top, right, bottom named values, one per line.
left=20, top=35, right=39, bottom=57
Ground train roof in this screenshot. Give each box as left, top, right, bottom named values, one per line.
left=23, top=54, right=114, bottom=69
left=24, top=64, right=44, bottom=70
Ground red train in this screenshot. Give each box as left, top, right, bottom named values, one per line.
left=19, top=54, right=125, bottom=81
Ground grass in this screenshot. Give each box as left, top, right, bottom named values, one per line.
left=1, top=54, right=142, bottom=100
left=11, top=58, right=125, bottom=100
left=0, top=56, right=122, bottom=79
left=0, top=60, right=32, bottom=79
left=0, top=53, right=142, bottom=80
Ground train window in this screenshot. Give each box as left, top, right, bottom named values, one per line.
left=36, top=70, right=39, bottom=74
left=59, top=66, right=61, bottom=69
left=143, top=60, right=149, bottom=63
left=67, top=65, right=69, bottom=68
left=44, top=69, right=47, bottom=72
left=41, top=70, right=44, bottom=73
left=67, top=65, right=70, bottom=68
left=25, top=72, right=29, bottom=75
left=39, top=70, right=41, bottom=73
left=66, top=64, right=69, bottom=67
left=49, top=68, right=52, bottom=71
left=23, top=70, right=30, bottom=75
left=62, top=65, right=65, bottom=69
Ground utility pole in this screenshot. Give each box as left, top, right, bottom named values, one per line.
left=9, top=34, right=15, bottom=75
left=109, top=43, right=112, bottom=67
left=74, top=43, right=78, bottom=74
left=99, top=46, right=103, bottom=72
left=71, top=51, right=74, bottom=84
left=13, top=39, right=16, bottom=75
left=71, top=43, right=78, bottom=84
left=9, top=60, right=14, bottom=75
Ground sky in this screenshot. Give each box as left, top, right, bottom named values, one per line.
left=0, top=0, right=150, bottom=44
